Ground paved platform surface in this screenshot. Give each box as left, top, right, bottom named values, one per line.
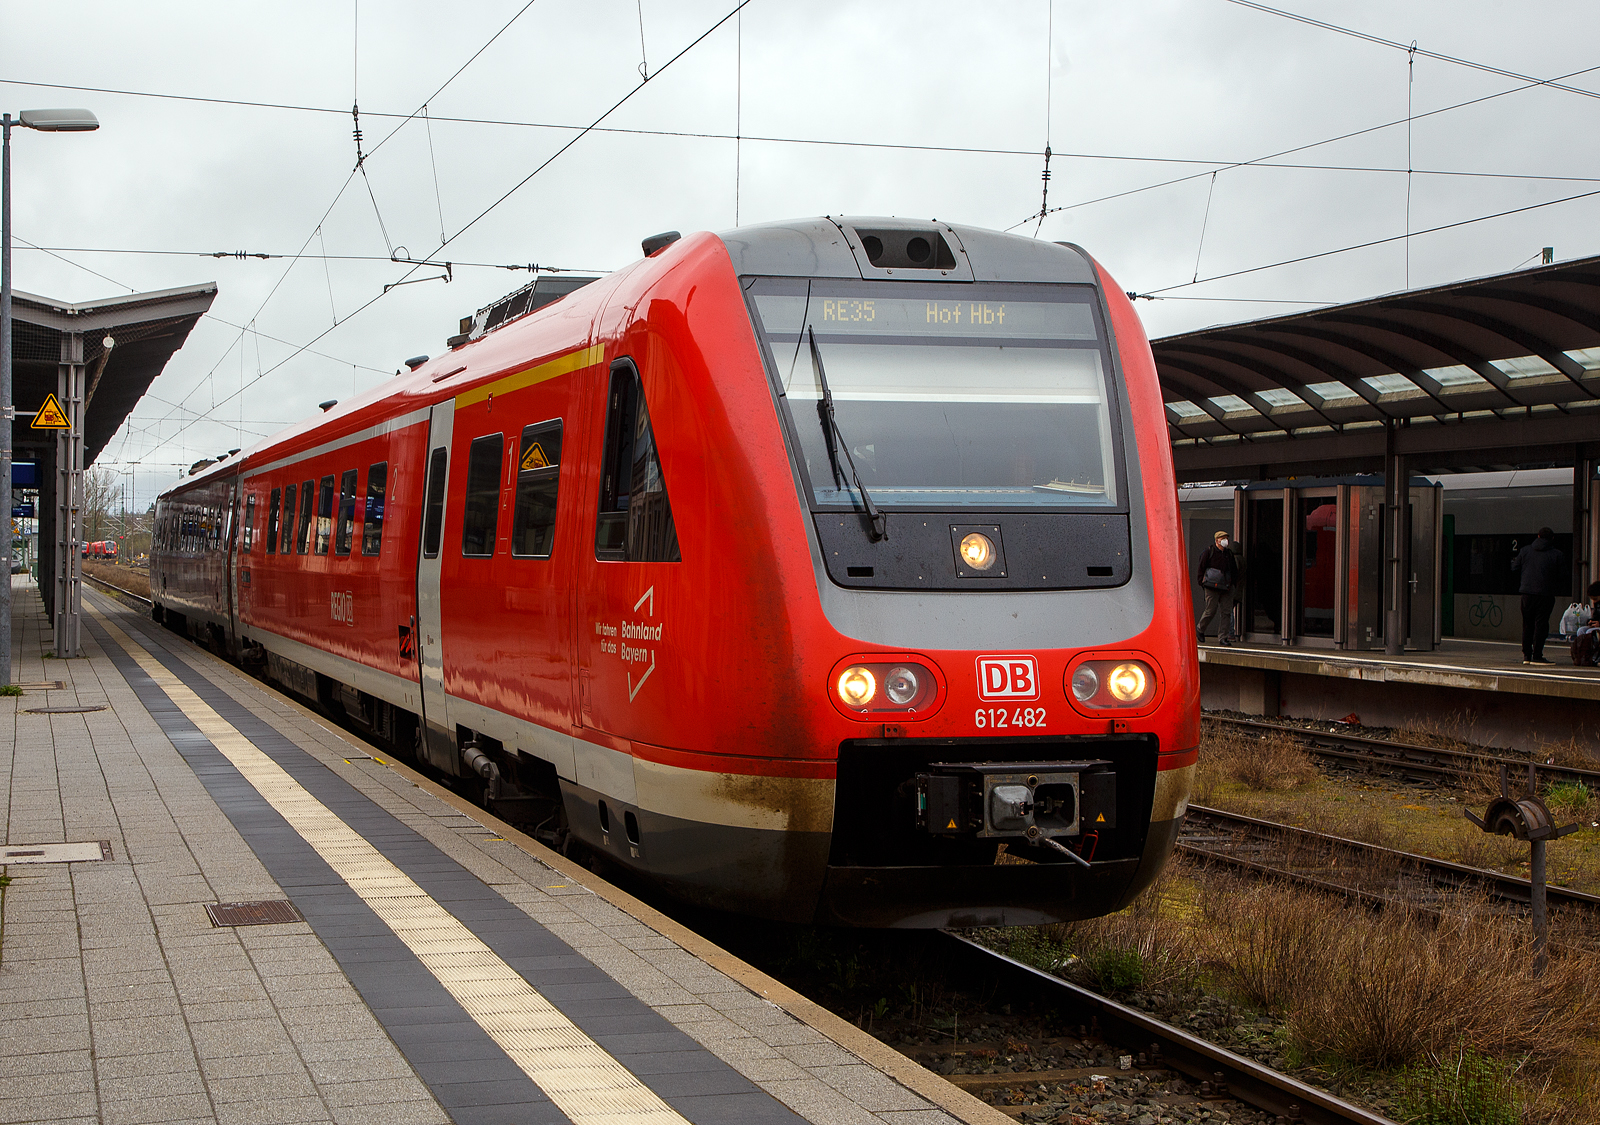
left=1199, top=635, right=1600, bottom=701
left=0, top=579, right=1003, bottom=1125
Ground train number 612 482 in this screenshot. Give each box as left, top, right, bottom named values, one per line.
left=975, top=707, right=1046, bottom=729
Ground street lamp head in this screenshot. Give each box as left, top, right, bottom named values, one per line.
left=18, top=108, right=99, bottom=132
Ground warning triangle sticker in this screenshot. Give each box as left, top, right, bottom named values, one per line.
left=946, top=819, right=958, bottom=829
left=31, top=393, right=69, bottom=429
left=520, top=442, right=550, bottom=471
left=1095, top=813, right=1106, bottom=823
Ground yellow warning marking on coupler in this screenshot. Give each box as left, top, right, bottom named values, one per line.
left=87, top=603, right=690, bottom=1125
left=1095, top=813, right=1106, bottom=823
left=31, top=393, right=69, bottom=429
left=520, top=442, right=551, bottom=471
left=946, top=819, right=958, bottom=830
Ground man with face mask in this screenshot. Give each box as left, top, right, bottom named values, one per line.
left=1196, top=529, right=1240, bottom=646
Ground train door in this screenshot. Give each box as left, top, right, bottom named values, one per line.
left=415, top=400, right=456, bottom=772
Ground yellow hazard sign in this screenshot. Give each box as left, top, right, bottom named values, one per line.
left=520, top=442, right=551, bottom=471
left=946, top=819, right=958, bottom=830
left=30, top=393, right=69, bottom=430
left=1095, top=813, right=1106, bottom=823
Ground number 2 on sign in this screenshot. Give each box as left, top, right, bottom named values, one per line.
left=975, top=707, right=1046, bottom=729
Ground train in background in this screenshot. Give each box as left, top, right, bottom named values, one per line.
left=83, top=540, right=118, bottom=559
left=152, top=217, right=1200, bottom=927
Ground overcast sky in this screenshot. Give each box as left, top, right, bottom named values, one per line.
left=5, top=0, right=1599, bottom=505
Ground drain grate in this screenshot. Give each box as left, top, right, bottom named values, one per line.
left=12, top=681, right=66, bottom=691
left=1, top=840, right=113, bottom=863
left=25, top=705, right=107, bottom=714
left=205, top=900, right=304, bottom=927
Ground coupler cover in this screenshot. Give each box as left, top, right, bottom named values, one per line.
left=915, top=760, right=1114, bottom=839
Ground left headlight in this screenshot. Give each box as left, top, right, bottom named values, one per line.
left=831, top=658, right=940, bottom=715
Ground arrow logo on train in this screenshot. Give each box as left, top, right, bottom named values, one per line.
left=634, top=586, right=654, bottom=615
left=628, top=652, right=656, bottom=702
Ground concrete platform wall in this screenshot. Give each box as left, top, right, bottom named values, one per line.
left=1202, top=663, right=1600, bottom=754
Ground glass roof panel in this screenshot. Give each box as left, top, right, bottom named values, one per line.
left=1423, top=364, right=1487, bottom=388
left=1492, top=355, right=1558, bottom=379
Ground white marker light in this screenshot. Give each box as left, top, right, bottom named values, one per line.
left=1108, top=662, right=1148, bottom=703
left=959, top=532, right=996, bottom=571
left=837, top=666, right=877, bottom=708
left=885, top=665, right=920, bottom=705
left=1070, top=665, right=1099, bottom=702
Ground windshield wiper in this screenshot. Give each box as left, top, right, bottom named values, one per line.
left=808, top=327, right=887, bottom=541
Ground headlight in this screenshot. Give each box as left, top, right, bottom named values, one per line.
left=1108, top=663, right=1148, bottom=702
left=1070, top=665, right=1099, bottom=702
left=829, top=657, right=941, bottom=716
left=837, top=667, right=877, bottom=708
left=885, top=665, right=920, bottom=705
left=1065, top=659, right=1158, bottom=710
left=958, top=532, right=997, bottom=571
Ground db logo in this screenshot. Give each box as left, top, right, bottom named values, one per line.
left=976, top=655, right=1039, bottom=701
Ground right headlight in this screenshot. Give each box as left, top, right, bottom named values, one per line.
left=1065, top=659, right=1158, bottom=710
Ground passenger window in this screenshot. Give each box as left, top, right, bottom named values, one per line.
left=363, top=462, right=387, bottom=556
left=461, top=434, right=504, bottom=557
left=296, top=478, right=315, bottom=554
left=242, top=495, right=256, bottom=552
left=335, top=469, right=358, bottom=555
left=315, top=475, right=335, bottom=554
left=422, top=448, right=448, bottom=559
left=596, top=361, right=680, bottom=562
left=511, top=421, right=562, bottom=558
left=267, top=488, right=281, bottom=554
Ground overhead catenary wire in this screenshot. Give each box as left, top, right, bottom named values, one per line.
left=1140, top=184, right=1600, bottom=296
left=136, top=0, right=753, bottom=467
left=8, top=75, right=1600, bottom=188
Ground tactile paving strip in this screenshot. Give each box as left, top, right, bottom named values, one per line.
left=91, top=607, right=694, bottom=1125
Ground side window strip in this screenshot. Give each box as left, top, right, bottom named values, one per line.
left=461, top=434, right=504, bottom=557
left=511, top=420, right=562, bottom=558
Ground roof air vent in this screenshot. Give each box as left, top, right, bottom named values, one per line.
left=404, top=355, right=429, bottom=370
left=318, top=399, right=338, bottom=412
left=642, top=231, right=681, bottom=257
left=853, top=227, right=957, bottom=270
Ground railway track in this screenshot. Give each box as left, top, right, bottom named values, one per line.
left=80, top=571, right=152, bottom=608
left=1179, top=804, right=1600, bottom=920
left=1207, top=713, right=1600, bottom=791
left=935, top=933, right=1394, bottom=1125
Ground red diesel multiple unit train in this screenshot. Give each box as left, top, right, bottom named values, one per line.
left=152, top=218, right=1200, bottom=926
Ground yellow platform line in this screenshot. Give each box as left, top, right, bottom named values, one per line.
left=88, top=605, right=688, bottom=1125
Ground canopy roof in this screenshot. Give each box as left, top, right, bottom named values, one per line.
left=10, top=282, right=217, bottom=468
left=1153, top=256, right=1600, bottom=476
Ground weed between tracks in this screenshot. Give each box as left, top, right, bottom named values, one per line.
left=982, top=858, right=1600, bottom=1122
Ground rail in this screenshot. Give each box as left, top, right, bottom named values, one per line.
left=1207, top=714, right=1600, bottom=790
left=1180, top=804, right=1600, bottom=916
left=940, top=932, right=1395, bottom=1125
left=80, top=572, right=152, bottom=609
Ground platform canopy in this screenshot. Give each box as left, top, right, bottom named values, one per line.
left=10, top=282, right=217, bottom=469
left=1154, top=256, right=1600, bottom=477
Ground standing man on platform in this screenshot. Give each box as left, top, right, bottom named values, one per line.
left=1511, top=527, right=1566, bottom=665
left=1196, top=529, right=1239, bottom=647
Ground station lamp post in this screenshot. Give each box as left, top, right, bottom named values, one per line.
left=1, top=108, right=98, bottom=685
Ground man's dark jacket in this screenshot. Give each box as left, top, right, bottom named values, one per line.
left=1196, top=543, right=1239, bottom=588
left=1511, top=537, right=1566, bottom=596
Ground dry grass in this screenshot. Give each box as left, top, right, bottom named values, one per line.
left=1196, top=726, right=1319, bottom=801
left=82, top=561, right=150, bottom=599
left=1195, top=873, right=1600, bottom=1074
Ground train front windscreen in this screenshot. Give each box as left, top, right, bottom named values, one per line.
left=748, top=280, right=1122, bottom=512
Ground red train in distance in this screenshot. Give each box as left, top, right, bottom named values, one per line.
left=84, top=540, right=118, bottom=559
left=152, top=217, right=1200, bottom=927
